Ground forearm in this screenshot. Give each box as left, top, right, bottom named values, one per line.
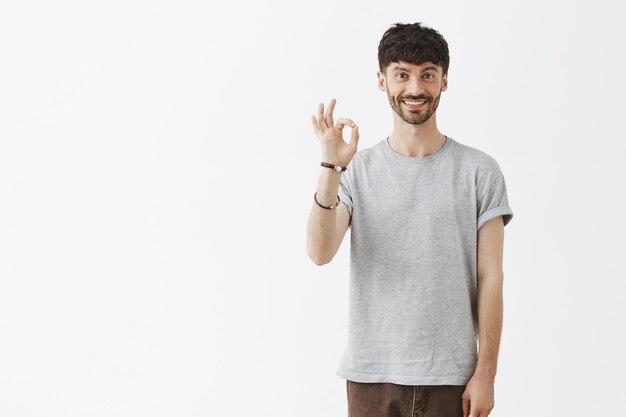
left=306, top=168, right=343, bottom=264
left=474, top=275, right=503, bottom=381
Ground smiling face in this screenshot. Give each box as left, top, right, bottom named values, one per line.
left=378, top=61, right=448, bottom=125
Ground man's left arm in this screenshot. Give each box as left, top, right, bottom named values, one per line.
left=462, top=215, right=505, bottom=417
left=475, top=214, right=505, bottom=380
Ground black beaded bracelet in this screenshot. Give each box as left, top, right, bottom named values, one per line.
left=314, top=191, right=341, bottom=210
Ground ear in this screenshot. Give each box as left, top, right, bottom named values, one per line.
left=441, top=72, right=448, bottom=92
left=377, top=70, right=386, bottom=92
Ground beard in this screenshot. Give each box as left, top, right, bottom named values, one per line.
left=387, top=85, right=442, bottom=125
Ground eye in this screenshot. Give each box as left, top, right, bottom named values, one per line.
left=424, top=74, right=434, bottom=79
left=396, top=73, right=406, bottom=79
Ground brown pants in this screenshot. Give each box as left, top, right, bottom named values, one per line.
left=346, top=380, right=466, bottom=417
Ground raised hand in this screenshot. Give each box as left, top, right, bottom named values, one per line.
left=310, top=98, right=359, bottom=166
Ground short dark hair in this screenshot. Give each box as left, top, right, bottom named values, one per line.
left=378, top=22, right=450, bottom=77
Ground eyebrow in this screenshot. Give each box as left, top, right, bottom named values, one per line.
left=392, top=65, right=438, bottom=73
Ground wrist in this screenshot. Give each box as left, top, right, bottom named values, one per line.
left=472, top=370, right=496, bottom=383
left=321, top=156, right=342, bottom=165
left=320, top=161, right=347, bottom=172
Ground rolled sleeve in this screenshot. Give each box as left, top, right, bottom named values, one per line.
left=476, top=158, right=514, bottom=230
left=338, top=169, right=353, bottom=227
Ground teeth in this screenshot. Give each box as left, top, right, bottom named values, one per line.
left=403, top=100, right=426, bottom=105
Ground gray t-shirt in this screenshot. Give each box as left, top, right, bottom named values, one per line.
left=335, top=135, right=513, bottom=385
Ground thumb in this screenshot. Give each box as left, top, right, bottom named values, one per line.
left=349, top=124, right=359, bottom=148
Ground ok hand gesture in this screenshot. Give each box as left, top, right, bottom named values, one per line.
left=311, top=98, right=359, bottom=166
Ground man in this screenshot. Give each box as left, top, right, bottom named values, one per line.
left=307, top=22, right=513, bottom=417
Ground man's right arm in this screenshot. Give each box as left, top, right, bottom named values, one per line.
left=306, top=167, right=351, bottom=266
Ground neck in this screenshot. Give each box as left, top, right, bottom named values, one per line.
left=388, top=117, right=446, bottom=158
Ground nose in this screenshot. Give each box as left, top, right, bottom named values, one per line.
left=405, top=77, right=428, bottom=98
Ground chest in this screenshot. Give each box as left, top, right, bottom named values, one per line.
left=351, top=163, right=478, bottom=237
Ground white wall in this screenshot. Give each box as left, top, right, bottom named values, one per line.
left=1, top=0, right=624, bottom=416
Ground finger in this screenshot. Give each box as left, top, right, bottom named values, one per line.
left=318, top=102, right=328, bottom=129
left=462, top=397, right=469, bottom=417
left=311, top=115, right=321, bottom=137
left=334, top=118, right=354, bottom=130
left=325, top=97, right=336, bottom=128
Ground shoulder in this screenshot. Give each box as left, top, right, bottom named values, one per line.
left=450, top=138, right=502, bottom=173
